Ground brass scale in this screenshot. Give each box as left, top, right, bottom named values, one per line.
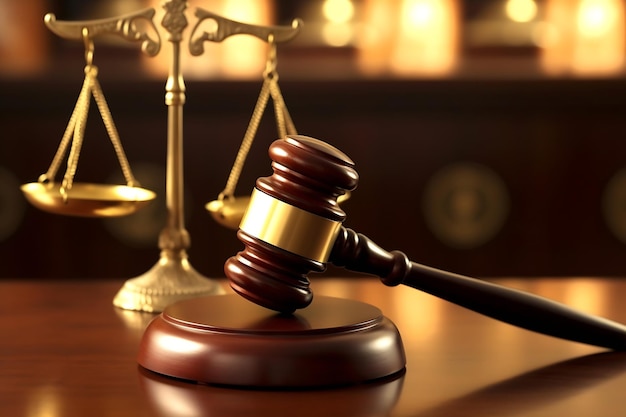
left=19, top=2, right=343, bottom=312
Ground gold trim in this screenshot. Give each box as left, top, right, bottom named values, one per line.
left=239, top=189, right=341, bottom=262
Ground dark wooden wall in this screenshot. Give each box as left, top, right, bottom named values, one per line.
left=3, top=75, right=626, bottom=279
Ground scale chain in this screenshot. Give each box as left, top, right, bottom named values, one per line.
left=60, top=67, right=93, bottom=199
left=220, top=76, right=272, bottom=200
left=41, top=68, right=92, bottom=185
left=270, top=79, right=296, bottom=138
left=219, top=71, right=296, bottom=201
left=90, top=72, right=138, bottom=188
left=42, top=62, right=140, bottom=200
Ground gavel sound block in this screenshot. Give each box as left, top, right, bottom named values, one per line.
left=138, top=136, right=405, bottom=387
left=138, top=135, right=626, bottom=388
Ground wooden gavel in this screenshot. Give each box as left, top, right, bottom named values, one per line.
left=225, top=135, right=626, bottom=350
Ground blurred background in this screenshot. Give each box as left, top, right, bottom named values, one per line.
left=2, top=0, right=626, bottom=280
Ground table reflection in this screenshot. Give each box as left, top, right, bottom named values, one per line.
left=139, top=367, right=404, bottom=417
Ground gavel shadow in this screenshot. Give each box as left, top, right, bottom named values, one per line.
left=137, top=351, right=626, bottom=417
left=416, top=351, right=626, bottom=417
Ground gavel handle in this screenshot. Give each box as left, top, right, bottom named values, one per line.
left=330, top=228, right=626, bottom=350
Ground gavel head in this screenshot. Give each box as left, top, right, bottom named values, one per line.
left=224, top=135, right=358, bottom=313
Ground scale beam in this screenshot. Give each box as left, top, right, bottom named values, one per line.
left=44, top=8, right=161, bottom=57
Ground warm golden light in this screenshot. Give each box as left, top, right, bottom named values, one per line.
left=321, top=0, right=355, bottom=46
left=563, top=280, right=608, bottom=316
left=322, top=0, right=355, bottom=24
left=357, top=0, right=396, bottom=75
left=406, top=0, right=438, bottom=27
left=505, top=0, right=538, bottom=23
left=322, top=22, right=354, bottom=46
left=577, top=0, right=616, bottom=37
left=541, top=0, right=625, bottom=76
left=358, top=0, right=459, bottom=77
left=220, top=0, right=272, bottom=78
left=27, top=385, right=63, bottom=417
left=391, top=0, right=458, bottom=76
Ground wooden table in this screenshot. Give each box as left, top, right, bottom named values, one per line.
left=2, top=277, right=626, bottom=417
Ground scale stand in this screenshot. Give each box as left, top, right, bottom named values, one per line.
left=112, top=3, right=227, bottom=313
left=113, top=6, right=302, bottom=312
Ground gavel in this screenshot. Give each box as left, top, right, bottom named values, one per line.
left=225, top=135, right=626, bottom=350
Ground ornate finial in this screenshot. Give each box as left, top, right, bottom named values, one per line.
left=44, top=8, right=161, bottom=56
left=162, top=0, right=188, bottom=42
left=189, top=9, right=302, bottom=56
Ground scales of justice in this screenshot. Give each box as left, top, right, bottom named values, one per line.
left=21, top=2, right=302, bottom=312
left=20, top=0, right=626, bottom=391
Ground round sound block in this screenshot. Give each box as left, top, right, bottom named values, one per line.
left=138, top=294, right=405, bottom=388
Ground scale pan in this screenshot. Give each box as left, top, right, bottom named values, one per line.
left=21, top=182, right=156, bottom=217
left=206, top=196, right=250, bottom=229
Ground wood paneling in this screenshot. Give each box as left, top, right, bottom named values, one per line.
left=3, top=78, right=626, bottom=278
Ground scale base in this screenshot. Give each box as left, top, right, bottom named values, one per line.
left=138, top=294, right=406, bottom=388
left=113, top=250, right=225, bottom=313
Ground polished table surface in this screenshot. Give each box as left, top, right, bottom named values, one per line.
left=2, top=277, right=626, bottom=417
